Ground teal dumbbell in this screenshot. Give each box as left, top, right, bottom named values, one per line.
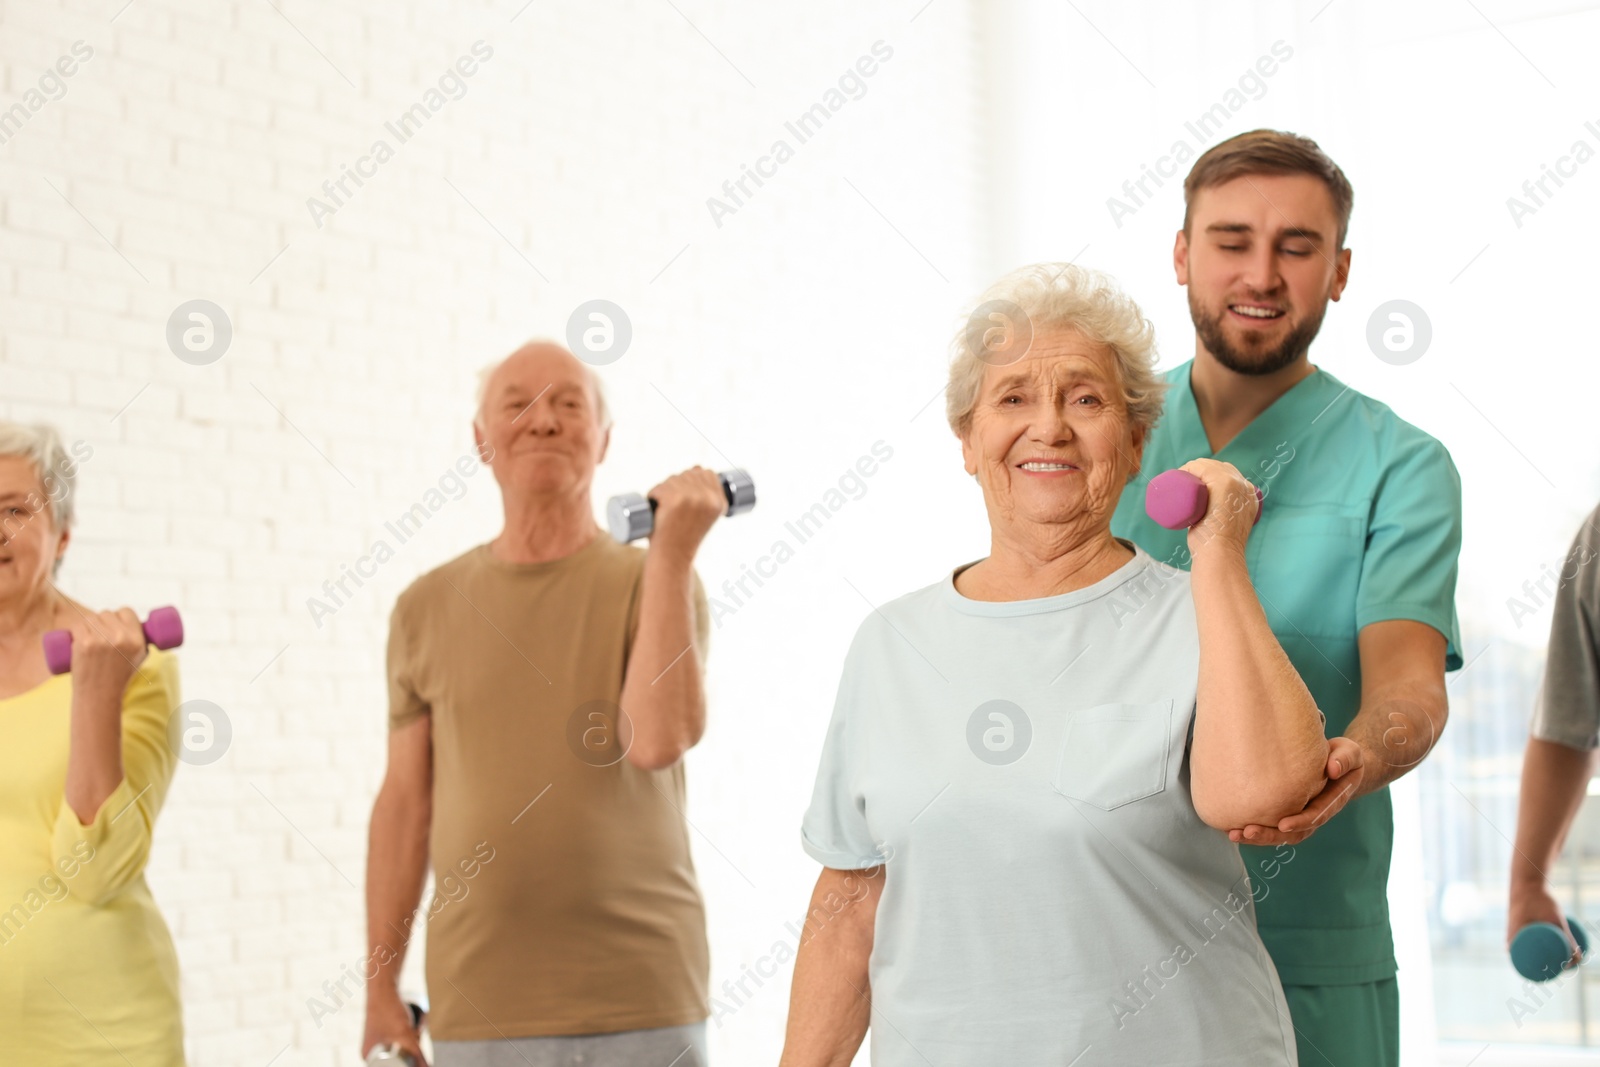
left=1511, top=915, right=1590, bottom=982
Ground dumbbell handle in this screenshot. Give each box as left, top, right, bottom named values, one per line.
left=43, top=605, right=184, bottom=675
left=1144, top=469, right=1263, bottom=531
left=1511, top=915, right=1590, bottom=982
left=608, top=469, right=756, bottom=543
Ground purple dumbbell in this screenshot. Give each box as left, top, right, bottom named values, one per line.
left=43, top=605, right=184, bottom=675
left=1144, top=469, right=1263, bottom=531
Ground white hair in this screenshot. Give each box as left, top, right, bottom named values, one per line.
left=0, top=421, right=79, bottom=580
left=945, top=262, right=1167, bottom=442
left=472, top=342, right=613, bottom=433
left=0, top=420, right=78, bottom=531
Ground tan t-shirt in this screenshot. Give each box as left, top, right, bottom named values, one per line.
left=386, top=531, right=711, bottom=1039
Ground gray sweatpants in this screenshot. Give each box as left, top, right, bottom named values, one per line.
left=431, top=1022, right=708, bottom=1067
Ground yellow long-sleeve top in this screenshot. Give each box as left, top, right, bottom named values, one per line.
left=0, top=647, right=185, bottom=1065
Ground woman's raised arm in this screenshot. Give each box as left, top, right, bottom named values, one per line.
left=1181, top=459, right=1330, bottom=830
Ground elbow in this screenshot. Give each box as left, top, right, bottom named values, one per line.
left=68, top=880, right=124, bottom=909
left=52, top=822, right=143, bottom=907
left=63, top=852, right=145, bottom=907
left=624, top=706, right=705, bottom=771
left=626, top=740, right=688, bottom=772
left=1194, top=747, right=1328, bottom=831
left=1273, top=736, right=1331, bottom=813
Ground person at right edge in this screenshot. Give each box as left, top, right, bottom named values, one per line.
left=1508, top=504, right=1600, bottom=970
left=1110, top=129, right=1464, bottom=1067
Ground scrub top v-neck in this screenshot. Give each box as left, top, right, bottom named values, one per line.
left=1111, top=358, right=1464, bottom=987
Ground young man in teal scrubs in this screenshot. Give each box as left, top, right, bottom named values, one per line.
left=1110, top=129, right=1463, bottom=1067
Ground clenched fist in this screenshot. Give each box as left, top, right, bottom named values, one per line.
left=1177, top=457, right=1260, bottom=563
left=645, top=466, right=728, bottom=559
left=66, top=607, right=149, bottom=702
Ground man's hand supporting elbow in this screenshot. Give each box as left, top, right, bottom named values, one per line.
left=1227, top=619, right=1449, bottom=846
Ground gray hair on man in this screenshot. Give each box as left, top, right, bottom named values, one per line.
left=472, top=341, right=614, bottom=433
left=945, top=263, right=1167, bottom=468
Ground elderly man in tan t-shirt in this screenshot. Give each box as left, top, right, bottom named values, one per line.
left=361, top=341, right=726, bottom=1067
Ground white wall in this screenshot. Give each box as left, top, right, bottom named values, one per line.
left=0, top=1, right=990, bottom=1063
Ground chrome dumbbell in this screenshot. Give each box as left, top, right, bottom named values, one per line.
left=607, top=469, right=756, bottom=543
left=365, top=1000, right=427, bottom=1065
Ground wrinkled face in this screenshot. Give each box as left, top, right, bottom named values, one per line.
left=473, top=346, right=609, bottom=501
left=1176, top=172, right=1350, bottom=376
left=0, top=455, right=64, bottom=603
left=960, top=328, right=1144, bottom=538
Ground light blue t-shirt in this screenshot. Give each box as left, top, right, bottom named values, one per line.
left=801, top=541, right=1298, bottom=1066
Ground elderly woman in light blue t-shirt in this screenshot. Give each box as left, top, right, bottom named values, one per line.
left=778, top=263, right=1330, bottom=1067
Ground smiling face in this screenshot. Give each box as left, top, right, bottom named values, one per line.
left=0, top=455, right=65, bottom=606
left=1176, top=172, right=1351, bottom=376
left=473, top=344, right=609, bottom=503
left=959, top=328, right=1145, bottom=539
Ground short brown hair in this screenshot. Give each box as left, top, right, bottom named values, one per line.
left=1183, top=129, right=1354, bottom=249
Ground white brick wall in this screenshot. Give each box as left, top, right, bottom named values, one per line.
left=0, top=1, right=988, bottom=1063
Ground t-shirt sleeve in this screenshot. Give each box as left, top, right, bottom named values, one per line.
left=800, top=627, right=884, bottom=870
left=1531, top=506, right=1600, bottom=749
left=1355, top=433, right=1465, bottom=671
left=387, top=592, right=429, bottom=729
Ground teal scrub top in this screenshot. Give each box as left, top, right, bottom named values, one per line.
left=1110, top=358, right=1463, bottom=987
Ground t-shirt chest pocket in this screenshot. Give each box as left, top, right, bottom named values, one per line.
left=1252, top=509, right=1365, bottom=639
left=1052, top=700, right=1174, bottom=810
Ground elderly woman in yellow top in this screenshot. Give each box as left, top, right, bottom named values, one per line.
left=0, top=421, right=185, bottom=1065
left=780, top=264, right=1331, bottom=1066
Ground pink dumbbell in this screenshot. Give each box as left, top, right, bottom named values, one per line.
left=1144, top=469, right=1263, bottom=531
left=43, top=606, right=184, bottom=675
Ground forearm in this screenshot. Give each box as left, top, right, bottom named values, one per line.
left=1511, top=737, right=1596, bottom=889
left=1189, top=549, right=1329, bottom=826
left=620, top=546, right=705, bottom=769
left=779, top=891, right=875, bottom=1066
left=63, top=682, right=126, bottom=825
left=1342, top=682, right=1448, bottom=793
left=365, top=788, right=431, bottom=995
